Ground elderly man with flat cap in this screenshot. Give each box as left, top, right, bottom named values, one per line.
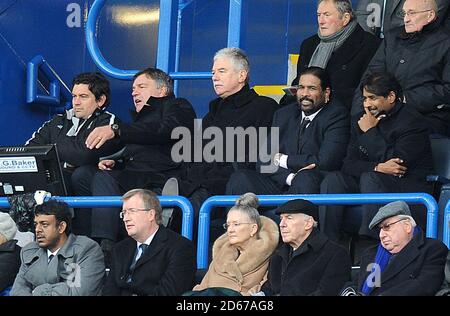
left=345, top=201, right=447, bottom=296
left=256, top=199, right=351, bottom=296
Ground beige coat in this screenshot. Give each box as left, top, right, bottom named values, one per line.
left=194, top=216, right=279, bottom=295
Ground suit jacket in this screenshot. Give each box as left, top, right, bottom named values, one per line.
left=357, top=230, right=447, bottom=296
left=261, top=229, right=351, bottom=296
left=343, top=101, right=433, bottom=181
left=0, top=240, right=21, bottom=292
left=288, top=24, right=380, bottom=108
left=263, top=100, right=350, bottom=188
left=11, top=234, right=105, bottom=296
left=103, top=226, right=196, bottom=296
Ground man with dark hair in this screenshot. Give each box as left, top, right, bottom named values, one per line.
left=26, top=72, right=121, bottom=185
left=353, top=0, right=450, bottom=135
left=320, top=72, right=434, bottom=246
left=227, top=67, right=350, bottom=203
left=102, top=189, right=196, bottom=296
left=281, top=0, right=380, bottom=108
left=74, top=68, right=196, bottom=259
left=11, top=200, right=105, bottom=296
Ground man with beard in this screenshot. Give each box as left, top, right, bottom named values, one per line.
left=11, top=200, right=105, bottom=296
left=227, top=67, right=350, bottom=204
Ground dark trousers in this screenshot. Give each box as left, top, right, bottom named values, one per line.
left=226, top=168, right=328, bottom=223
left=319, top=171, right=432, bottom=242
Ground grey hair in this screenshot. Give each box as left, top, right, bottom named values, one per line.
left=318, top=0, right=355, bottom=21
left=133, top=67, right=174, bottom=96
left=214, top=47, right=250, bottom=81
left=122, top=189, right=162, bottom=225
left=228, top=192, right=262, bottom=237
left=303, top=214, right=318, bottom=228
left=424, top=0, right=438, bottom=13
left=398, top=215, right=417, bottom=228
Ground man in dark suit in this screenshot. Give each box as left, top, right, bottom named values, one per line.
left=102, top=189, right=196, bottom=296
left=281, top=0, right=380, bottom=108
left=320, top=72, right=434, bottom=244
left=227, top=67, right=350, bottom=200
left=342, top=201, right=447, bottom=296
left=73, top=68, right=196, bottom=256
left=258, top=199, right=351, bottom=296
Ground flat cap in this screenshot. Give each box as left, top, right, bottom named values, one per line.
left=369, top=201, right=412, bottom=230
left=275, top=199, right=318, bottom=220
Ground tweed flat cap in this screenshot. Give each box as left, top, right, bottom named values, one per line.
left=369, top=201, right=412, bottom=230
left=275, top=199, right=318, bottom=220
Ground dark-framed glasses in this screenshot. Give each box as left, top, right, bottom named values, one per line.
left=397, top=9, right=432, bottom=18
left=119, top=208, right=150, bottom=218
left=378, top=218, right=408, bottom=231
left=223, top=222, right=253, bottom=230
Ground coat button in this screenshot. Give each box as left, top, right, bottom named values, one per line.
left=342, top=65, right=347, bottom=70
left=400, top=59, right=405, bottom=64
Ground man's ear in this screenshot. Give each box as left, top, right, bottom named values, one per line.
left=342, top=12, right=351, bottom=26
left=387, top=91, right=396, bottom=104
left=97, top=95, right=107, bottom=108
left=58, top=221, right=67, bottom=234
left=238, top=69, right=248, bottom=84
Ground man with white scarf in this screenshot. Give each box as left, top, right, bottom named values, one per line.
left=281, top=0, right=380, bottom=109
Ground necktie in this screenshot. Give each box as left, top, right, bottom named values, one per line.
left=298, top=117, right=310, bottom=139
left=48, top=254, right=54, bottom=263
left=127, top=244, right=148, bottom=283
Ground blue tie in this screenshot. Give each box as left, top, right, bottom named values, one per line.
left=127, top=244, right=148, bottom=283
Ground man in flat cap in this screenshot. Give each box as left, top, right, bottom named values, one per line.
left=346, top=201, right=447, bottom=296
left=256, top=199, right=351, bottom=296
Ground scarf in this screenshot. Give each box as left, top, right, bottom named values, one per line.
left=309, top=20, right=357, bottom=69
left=361, top=226, right=419, bottom=295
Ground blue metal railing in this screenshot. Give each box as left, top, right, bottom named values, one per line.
left=444, top=199, right=450, bottom=248
left=85, top=0, right=242, bottom=81
left=196, top=193, right=439, bottom=269
left=0, top=196, right=194, bottom=240
left=26, top=55, right=72, bottom=109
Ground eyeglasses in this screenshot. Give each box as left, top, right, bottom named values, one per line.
left=119, top=208, right=150, bottom=218
left=397, top=9, right=432, bottom=18
left=378, top=218, right=408, bottom=231
left=223, top=222, right=253, bottom=230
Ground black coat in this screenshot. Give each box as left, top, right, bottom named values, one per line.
left=102, top=226, right=196, bottom=296
left=264, top=101, right=350, bottom=188
left=286, top=24, right=380, bottom=108
left=353, top=22, right=450, bottom=134
left=26, top=108, right=122, bottom=167
left=261, top=229, right=351, bottom=296
left=184, top=85, right=279, bottom=195
left=0, top=240, right=21, bottom=292
left=356, top=230, right=447, bottom=296
left=342, top=101, right=433, bottom=181
left=115, top=95, right=196, bottom=191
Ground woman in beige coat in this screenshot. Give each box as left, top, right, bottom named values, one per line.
left=193, top=193, right=279, bottom=295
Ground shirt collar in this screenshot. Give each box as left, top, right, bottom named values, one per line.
left=136, top=227, right=159, bottom=249
left=302, top=107, right=323, bottom=122
left=47, top=248, right=60, bottom=259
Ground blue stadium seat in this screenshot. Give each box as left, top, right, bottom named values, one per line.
left=0, top=286, right=12, bottom=296
left=428, top=135, right=450, bottom=239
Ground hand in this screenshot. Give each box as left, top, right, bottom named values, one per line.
left=86, top=126, right=114, bottom=149
left=358, top=107, right=385, bottom=132
left=296, top=163, right=316, bottom=173
left=98, top=159, right=115, bottom=170
left=375, top=158, right=407, bottom=177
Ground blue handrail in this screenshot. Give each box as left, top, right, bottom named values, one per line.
left=196, top=193, right=438, bottom=269
left=444, top=199, right=450, bottom=248
left=0, top=196, right=194, bottom=240
left=85, top=0, right=242, bottom=81
left=26, top=55, right=72, bottom=109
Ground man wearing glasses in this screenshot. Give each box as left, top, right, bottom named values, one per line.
left=102, top=189, right=196, bottom=296
left=353, top=0, right=450, bottom=135
left=342, top=201, right=447, bottom=296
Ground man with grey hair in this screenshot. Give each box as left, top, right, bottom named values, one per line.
left=258, top=199, right=351, bottom=296
left=344, top=201, right=447, bottom=296
left=178, top=47, right=278, bottom=230
left=73, top=68, right=196, bottom=262
left=102, top=189, right=196, bottom=296
left=281, top=0, right=380, bottom=108
left=353, top=0, right=450, bottom=135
